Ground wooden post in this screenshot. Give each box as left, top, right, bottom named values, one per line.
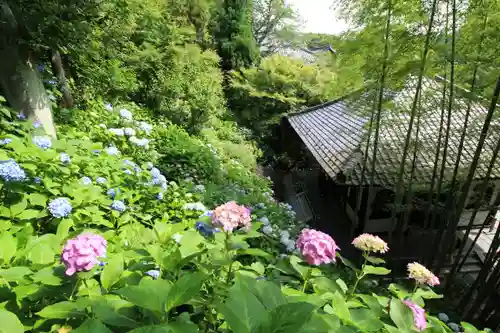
left=362, top=187, right=377, bottom=232
left=488, top=180, right=500, bottom=207
left=463, top=181, right=475, bottom=209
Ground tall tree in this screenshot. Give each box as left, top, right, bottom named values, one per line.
left=0, top=2, right=56, bottom=136
left=252, top=0, right=300, bottom=55
left=213, top=0, right=260, bottom=71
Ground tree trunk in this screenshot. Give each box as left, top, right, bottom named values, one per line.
left=0, top=3, right=57, bottom=138
left=50, top=48, right=74, bottom=108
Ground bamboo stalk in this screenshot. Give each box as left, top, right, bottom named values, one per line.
left=388, top=0, right=439, bottom=245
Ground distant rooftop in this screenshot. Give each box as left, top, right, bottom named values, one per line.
left=276, top=44, right=336, bottom=64
left=285, top=76, right=500, bottom=188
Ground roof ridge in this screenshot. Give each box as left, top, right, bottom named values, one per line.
left=286, top=83, right=376, bottom=118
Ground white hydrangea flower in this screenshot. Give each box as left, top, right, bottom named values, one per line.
left=279, top=230, right=290, bottom=239
left=138, top=121, right=153, bottom=135
left=119, top=109, right=133, bottom=121
left=194, top=184, right=205, bottom=192
left=124, top=128, right=136, bottom=136
left=172, top=233, right=182, bottom=244
left=183, top=202, right=207, bottom=211
left=262, top=225, right=273, bottom=235
left=109, top=128, right=125, bottom=136
left=260, top=216, right=270, bottom=225
left=352, top=233, right=389, bottom=253
left=285, top=239, right=296, bottom=252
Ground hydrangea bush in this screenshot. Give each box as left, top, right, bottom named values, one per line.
left=0, top=102, right=491, bottom=333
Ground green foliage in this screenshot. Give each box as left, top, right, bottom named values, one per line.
left=138, top=45, right=226, bottom=133
left=229, top=54, right=340, bottom=154
left=0, top=0, right=496, bottom=331
left=201, top=119, right=259, bottom=170
left=155, top=124, right=221, bottom=184
left=4, top=0, right=226, bottom=132
left=0, top=98, right=489, bottom=333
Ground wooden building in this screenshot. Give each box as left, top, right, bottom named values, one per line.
left=274, top=76, right=500, bottom=265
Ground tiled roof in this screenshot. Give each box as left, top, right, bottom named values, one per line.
left=287, top=77, right=500, bottom=187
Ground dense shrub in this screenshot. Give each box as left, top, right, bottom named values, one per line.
left=0, top=101, right=490, bottom=333
left=154, top=125, right=222, bottom=184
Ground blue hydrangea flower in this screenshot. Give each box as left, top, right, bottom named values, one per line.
left=448, top=323, right=460, bottom=332
left=48, top=198, right=72, bottom=218
left=109, top=128, right=125, bottom=136
left=123, top=160, right=135, bottom=167
left=256, top=276, right=266, bottom=281
left=0, top=138, right=12, bottom=145
left=110, top=200, right=126, bottom=213
left=152, top=175, right=167, bottom=185
left=46, top=79, right=57, bottom=85
left=0, top=160, right=26, bottom=182
left=59, top=153, right=71, bottom=164
left=200, top=210, right=213, bottom=218
left=105, top=146, right=120, bottom=156
left=107, top=188, right=119, bottom=199
left=260, top=217, right=270, bottom=225
left=17, top=113, right=26, bottom=120
left=119, top=109, right=133, bottom=121
left=33, top=121, right=42, bottom=128
left=145, top=270, right=160, bottom=279
left=96, top=177, right=107, bottom=184
left=437, top=313, right=449, bottom=323
left=146, top=162, right=154, bottom=170
left=37, top=64, right=45, bottom=72
left=124, top=128, right=136, bottom=136
left=161, top=182, right=168, bottom=191
left=34, top=176, right=41, bottom=184
left=123, top=169, right=132, bottom=175
left=156, top=192, right=164, bottom=200
left=133, top=165, right=142, bottom=173
left=33, top=136, right=52, bottom=149
left=80, top=176, right=92, bottom=185
left=104, top=103, right=113, bottom=112
left=151, top=168, right=161, bottom=178
left=135, top=138, right=150, bottom=147
left=92, top=149, right=101, bottom=155
left=195, top=222, right=219, bottom=238
left=138, top=122, right=153, bottom=135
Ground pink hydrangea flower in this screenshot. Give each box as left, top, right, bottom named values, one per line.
left=211, top=201, right=252, bottom=233
left=61, top=232, right=107, bottom=276
left=403, top=300, right=427, bottom=331
left=296, top=228, right=339, bottom=265
left=407, top=262, right=440, bottom=286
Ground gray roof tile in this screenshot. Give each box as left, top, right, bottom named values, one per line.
left=287, top=77, right=500, bottom=187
